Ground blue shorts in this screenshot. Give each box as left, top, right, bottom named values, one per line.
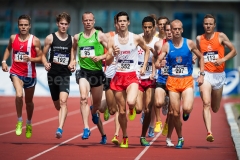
left=10, top=74, right=37, bottom=89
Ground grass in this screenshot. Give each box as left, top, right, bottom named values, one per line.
left=234, top=104, right=240, bottom=114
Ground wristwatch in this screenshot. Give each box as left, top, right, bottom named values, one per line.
left=200, top=72, right=205, bottom=76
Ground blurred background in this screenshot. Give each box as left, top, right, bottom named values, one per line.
left=0, top=0, right=239, bottom=97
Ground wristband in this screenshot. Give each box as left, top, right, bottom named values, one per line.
left=2, top=60, right=6, bottom=63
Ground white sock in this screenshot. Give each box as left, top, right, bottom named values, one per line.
left=18, top=117, right=23, bottom=122
left=26, top=119, right=31, bottom=124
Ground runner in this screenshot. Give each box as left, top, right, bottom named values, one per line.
left=106, top=11, right=150, bottom=148
left=73, top=11, right=108, bottom=140
left=136, top=16, right=159, bottom=146
left=42, top=12, right=75, bottom=139
left=1, top=15, right=42, bottom=138
left=156, top=19, right=205, bottom=149
left=196, top=14, right=237, bottom=142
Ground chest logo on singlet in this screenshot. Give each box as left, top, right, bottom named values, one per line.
left=14, top=51, right=29, bottom=62
left=80, top=46, right=95, bottom=58
left=176, top=56, right=182, bottom=63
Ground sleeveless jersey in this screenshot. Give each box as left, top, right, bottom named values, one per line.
left=115, top=32, right=138, bottom=73
left=137, top=36, right=159, bottom=79
left=199, top=32, right=225, bottom=72
left=10, top=34, right=36, bottom=78
left=48, top=33, right=72, bottom=76
left=157, top=39, right=169, bottom=83
left=167, top=38, right=193, bottom=77
left=77, top=30, right=104, bottom=71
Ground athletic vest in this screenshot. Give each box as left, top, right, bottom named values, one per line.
left=157, top=39, right=169, bottom=83
left=199, top=32, right=225, bottom=72
left=114, top=32, right=138, bottom=73
left=167, top=38, right=192, bottom=77
left=10, top=34, right=36, bottom=78
left=48, top=33, right=72, bottom=76
left=137, top=36, right=159, bottom=79
left=77, top=30, right=104, bottom=71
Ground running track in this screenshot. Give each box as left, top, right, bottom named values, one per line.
left=0, top=96, right=239, bottom=160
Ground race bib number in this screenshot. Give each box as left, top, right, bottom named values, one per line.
left=138, top=62, right=152, bottom=72
left=203, top=51, right=219, bottom=63
left=53, top=53, right=69, bottom=65
left=161, top=66, right=169, bottom=75
left=117, top=60, right=134, bottom=71
left=80, top=46, right=95, bottom=58
left=14, top=51, right=28, bottom=62
left=172, top=65, right=188, bottom=76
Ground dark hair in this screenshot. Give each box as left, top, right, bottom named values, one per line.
left=82, top=11, right=94, bottom=20
left=142, top=16, right=155, bottom=27
left=114, top=15, right=117, bottom=24
left=157, top=16, right=169, bottom=22
left=56, top=12, right=71, bottom=24
left=203, top=14, right=216, bottom=24
left=94, top=26, right=103, bottom=32
left=164, top=21, right=171, bottom=31
left=18, top=15, right=31, bottom=25
left=116, top=11, right=129, bottom=22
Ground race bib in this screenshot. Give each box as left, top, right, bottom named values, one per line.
left=80, top=46, right=95, bottom=58
left=138, top=62, right=152, bottom=72
left=14, top=51, right=29, bottom=62
left=172, top=65, right=188, bottom=76
left=53, top=53, right=69, bottom=65
left=117, top=60, right=134, bottom=71
left=161, top=66, right=169, bottom=75
left=203, top=51, right=219, bottom=63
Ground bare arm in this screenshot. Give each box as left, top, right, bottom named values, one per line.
left=68, top=36, right=76, bottom=72
left=105, top=36, right=114, bottom=66
left=220, top=32, right=237, bottom=62
left=29, top=36, right=42, bottom=63
left=1, top=35, right=14, bottom=72
left=155, top=42, right=168, bottom=69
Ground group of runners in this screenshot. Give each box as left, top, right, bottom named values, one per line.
left=1, top=11, right=237, bottom=149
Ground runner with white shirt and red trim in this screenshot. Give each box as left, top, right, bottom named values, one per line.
left=106, top=11, right=150, bottom=148
left=1, top=15, right=42, bottom=139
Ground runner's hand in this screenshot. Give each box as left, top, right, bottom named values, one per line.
left=44, top=62, right=51, bottom=71
left=112, top=45, right=120, bottom=56
left=197, top=75, right=204, bottom=86
left=91, top=56, right=102, bottom=62
left=68, top=61, right=76, bottom=72
left=2, top=62, right=8, bottom=72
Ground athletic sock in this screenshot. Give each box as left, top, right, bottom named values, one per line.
left=26, top=119, right=31, bottom=125
left=18, top=117, right=23, bottom=122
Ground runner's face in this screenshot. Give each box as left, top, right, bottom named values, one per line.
left=117, top=16, right=129, bottom=32
left=158, top=19, right=168, bottom=33
left=57, top=19, right=69, bottom=33
left=164, top=25, right=172, bottom=40
left=142, top=22, right=154, bottom=37
left=18, top=19, right=31, bottom=35
left=82, top=13, right=95, bottom=30
left=171, top=22, right=183, bottom=38
left=203, top=18, right=215, bottom=34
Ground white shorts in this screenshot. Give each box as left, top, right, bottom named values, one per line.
left=204, top=71, right=226, bottom=90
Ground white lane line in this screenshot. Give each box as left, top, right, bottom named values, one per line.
left=0, top=110, right=79, bottom=136
left=134, top=131, right=162, bottom=160
left=27, top=117, right=114, bottom=160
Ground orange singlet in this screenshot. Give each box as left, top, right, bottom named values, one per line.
left=199, top=32, right=225, bottom=73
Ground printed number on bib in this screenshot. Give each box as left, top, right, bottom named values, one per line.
left=14, top=51, right=28, bottom=62
left=138, top=62, right=152, bottom=72
left=53, top=53, right=69, bottom=65
left=117, top=60, right=134, bottom=71
left=80, top=46, right=95, bottom=58
left=161, top=66, right=169, bottom=75
left=172, top=65, right=188, bottom=76
left=203, top=51, right=219, bottom=63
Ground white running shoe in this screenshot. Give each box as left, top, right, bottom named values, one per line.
left=166, top=138, right=174, bottom=147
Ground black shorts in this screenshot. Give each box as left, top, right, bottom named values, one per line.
left=47, top=73, right=70, bottom=101
left=75, top=68, right=106, bottom=88
left=156, top=82, right=168, bottom=94
left=103, top=78, right=112, bottom=91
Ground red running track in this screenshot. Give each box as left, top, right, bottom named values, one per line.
left=0, top=96, right=239, bottom=160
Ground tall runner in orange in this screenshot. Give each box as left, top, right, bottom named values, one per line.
left=1, top=15, right=42, bottom=138
left=196, top=14, right=237, bottom=142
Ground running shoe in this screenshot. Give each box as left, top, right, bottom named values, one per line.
left=120, top=137, right=128, bottom=148
left=154, top=121, right=162, bottom=133
left=128, top=107, right=136, bottom=121
left=82, top=128, right=91, bottom=140
left=104, top=108, right=110, bottom=121
left=140, top=137, right=150, bottom=146
left=148, top=126, right=155, bottom=138
left=175, top=137, right=184, bottom=149
left=92, top=112, right=99, bottom=124
left=100, top=135, right=107, bottom=144
left=111, top=135, right=119, bottom=145
left=206, top=133, right=214, bottom=142
left=162, top=96, right=169, bottom=116
left=55, top=128, right=62, bottom=139
left=162, top=122, right=168, bottom=136
left=166, top=138, right=174, bottom=147
left=183, top=113, right=190, bottom=121
left=25, top=124, right=32, bottom=138
left=140, top=112, right=145, bottom=124
left=16, top=121, right=23, bottom=136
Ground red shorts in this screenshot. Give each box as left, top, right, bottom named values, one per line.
left=166, top=76, right=193, bottom=93
left=110, top=71, right=139, bottom=91
left=139, top=79, right=156, bottom=92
